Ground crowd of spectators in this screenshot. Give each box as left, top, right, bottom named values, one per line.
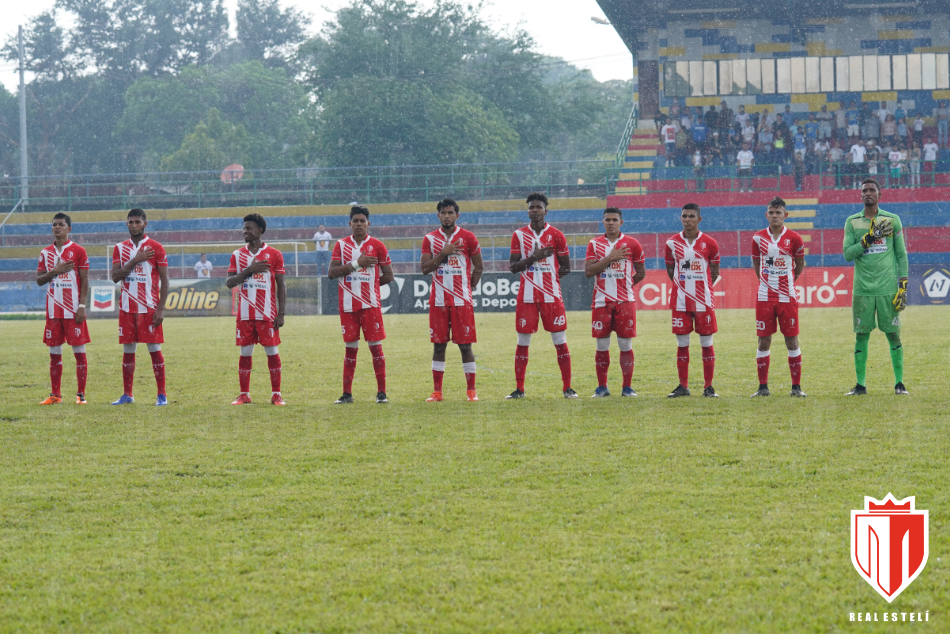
left=657, top=98, right=949, bottom=191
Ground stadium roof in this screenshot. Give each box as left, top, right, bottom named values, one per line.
left=596, top=0, right=950, bottom=52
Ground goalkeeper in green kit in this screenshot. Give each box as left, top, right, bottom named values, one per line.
left=842, top=177, right=909, bottom=395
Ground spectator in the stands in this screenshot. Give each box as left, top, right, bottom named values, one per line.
left=793, top=126, right=807, bottom=163
left=774, top=114, right=792, bottom=165
left=882, top=114, right=897, bottom=146
left=835, top=105, right=848, bottom=140
left=865, top=139, right=881, bottom=180
left=909, top=141, right=922, bottom=188
left=194, top=253, right=213, bottom=279
left=935, top=100, right=949, bottom=147
left=894, top=102, right=906, bottom=123
left=847, top=102, right=861, bottom=139
left=313, top=224, right=334, bottom=276
left=866, top=108, right=881, bottom=142
left=793, top=154, right=805, bottom=191
left=923, top=136, right=939, bottom=185
left=877, top=101, right=890, bottom=125
left=912, top=113, right=925, bottom=144
left=719, top=100, right=734, bottom=134
left=860, top=102, right=872, bottom=137
left=670, top=98, right=681, bottom=120
left=897, top=115, right=908, bottom=144
left=849, top=139, right=867, bottom=188
left=674, top=124, right=690, bottom=166
left=887, top=144, right=903, bottom=189
left=692, top=107, right=703, bottom=126
left=660, top=119, right=677, bottom=167
left=736, top=142, right=755, bottom=192
left=804, top=114, right=819, bottom=144
left=680, top=109, right=692, bottom=132
left=817, top=104, right=834, bottom=139
left=704, top=105, right=719, bottom=130
left=783, top=105, right=793, bottom=124
left=692, top=148, right=706, bottom=192
left=829, top=140, right=846, bottom=189
left=735, top=104, right=750, bottom=130
left=741, top=118, right=757, bottom=146
left=692, top=116, right=709, bottom=150
left=757, top=123, right=774, bottom=165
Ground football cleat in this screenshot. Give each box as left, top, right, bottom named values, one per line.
left=271, top=393, right=286, bottom=406
left=375, top=392, right=388, bottom=404
left=790, top=385, right=807, bottom=398
left=894, top=382, right=910, bottom=395
left=667, top=385, right=690, bottom=398
left=750, top=385, right=771, bottom=397
left=39, top=394, right=63, bottom=405
left=621, top=386, right=637, bottom=397
left=703, top=386, right=720, bottom=398
left=845, top=384, right=867, bottom=396
left=75, top=393, right=87, bottom=405
left=466, top=390, right=479, bottom=402
left=591, top=386, right=610, bottom=398
left=231, top=393, right=252, bottom=405
left=155, top=394, right=168, bottom=406
left=111, top=394, right=134, bottom=405
left=334, top=392, right=354, bottom=404
left=425, top=391, right=443, bottom=402
left=563, top=388, right=579, bottom=399
left=506, top=390, right=525, bottom=400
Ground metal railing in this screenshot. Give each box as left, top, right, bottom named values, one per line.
left=615, top=104, right=639, bottom=169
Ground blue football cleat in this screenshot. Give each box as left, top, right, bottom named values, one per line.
left=155, top=394, right=168, bottom=406
left=591, top=386, right=611, bottom=398
left=111, top=394, right=134, bottom=405
left=621, top=386, right=638, bottom=397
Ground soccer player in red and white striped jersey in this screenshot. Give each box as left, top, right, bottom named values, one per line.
left=750, top=197, right=806, bottom=397
left=226, top=213, right=287, bottom=405
left=110, top=208, right=169, bottom=405
left=328, top=206, right=393, bottom=404
left=585, top=207, right=646, bottom=397
left=664, top=203, right=721, bottom=398
left=507, top=193, right=576, bottom=399
left=420, top=198, right=483, bottom=401
left=36, top=213, right=90, bottom=405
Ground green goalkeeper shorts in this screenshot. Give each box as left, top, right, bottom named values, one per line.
left=852, top=294, right=901, bottom=334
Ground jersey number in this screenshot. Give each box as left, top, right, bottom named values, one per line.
left=553, top=315, right=566, bottom=326
left=672, top=317, right=684, bottom=328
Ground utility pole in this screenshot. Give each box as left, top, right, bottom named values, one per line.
left=18, top=25, right=28, bottom=205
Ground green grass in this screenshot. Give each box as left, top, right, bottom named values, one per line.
left=0, top=308, right=947, bottom=633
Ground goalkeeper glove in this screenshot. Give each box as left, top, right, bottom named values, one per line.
left=861, top=217, right=894, bottom=249
left=893, top=279, right=908, bottom=312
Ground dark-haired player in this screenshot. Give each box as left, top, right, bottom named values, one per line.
left=750, top=197, right=806, bottom=397
left=36, top=213, right=90, bottom=404
left=226, top=213, right=287, bottom=405
left=584, top=207, right=645, bottom=397
left=665, top=203, right=720, bottom=398
left=421, top=198, right=483, bottom=401
left=111, top=208, right=169, bottom=405
left=507, top=193, right=577, bottom=399
left=328, top=206, right=393, bottom=404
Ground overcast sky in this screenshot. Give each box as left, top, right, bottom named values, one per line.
left=0, top=0, right=633, bottom=92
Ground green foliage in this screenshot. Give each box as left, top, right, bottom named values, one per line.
left=0, top=308, right=946, bottom=631
left=235, top=0, right=309, bottom=68
left=160, top=108, right=250, bottom=172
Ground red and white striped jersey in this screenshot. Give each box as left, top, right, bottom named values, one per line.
left=332, top=235, right=391, bottom=313
left=664, top=232, right=720, bottom=312
left=751, top=227, right=804, bottom=303
left=228, top=243, right=286, bottom=321
left=37, top=241, right=89, bottom=318
left=113, top=237, right=168, bottom=313
left=511, top=224, right=569, bottom=304
left=585, top=234, right=645, bottom=308
left=421, top=227, right=481, bottom=307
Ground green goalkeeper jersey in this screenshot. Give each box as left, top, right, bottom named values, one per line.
left=842, top=208, right=908, bottom=296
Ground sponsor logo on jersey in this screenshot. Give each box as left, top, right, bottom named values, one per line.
left=851, top=494, right=928, bottom=602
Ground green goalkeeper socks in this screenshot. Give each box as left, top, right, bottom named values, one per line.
left=854, top=333, right=870, bottom=386
left=886, top=332, right=904, bottom=384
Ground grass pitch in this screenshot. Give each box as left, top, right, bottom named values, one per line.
left=0, top=307, right=946, bottom=633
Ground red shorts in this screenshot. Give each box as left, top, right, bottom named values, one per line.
left=756, top=301, right=800, bottom=337
left=429, top=304, right=477, bottom=344
left=43, top=317, right=91, bottom=347
left=591, top=302, right=637, bottom=338
left=119, top=310, right=164, bottom=344
left=516, top=300, right=567, bottom=334
left=236, top=319, right=281, bottom=347
left=339, top=307, right=386, bottom=343
left=671, top=309, right=717, bottom=336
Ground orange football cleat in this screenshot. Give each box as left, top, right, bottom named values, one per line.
left=466, top=390, right=479, bottom=402
left=75, top=393, right=87, bottom=405
left=231, top=393, right=252, bottom=405
left=271, top=393, right=286, bottom=406
left=425, top=391, right=443, bottom=402
left=40, top=394, right=63, bottom=405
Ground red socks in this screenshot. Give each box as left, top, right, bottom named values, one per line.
left=514, top=345, right=529, bottom=391
left=267, top=354, right=281, bottom=393
left=463, top=362, right=476, bottom=391
left=370, top=344, right=386, bottom=392
left=343, top=346, right=358, bottom=393
left=122, top=352, right=136, bottom=396
left=788, top=351, right=802, bottom=385
left=701, top=346, right=715, bottom=389
left=619, top=349, right=634, bottom=388
left=555, top=343, right=572, bottom=391
left=239, top=355, right=252, bottom=393
left=74, top=353, right=87, bottom=394
left=49, top=354, right=63, bottom=397
left=757, top=352, right=770, bottom=385
left=676, top=347, right=690, bottom=388
left=595, top=350, right=610, bottom=387
left=432, top=361, right=445, bottom=392
left=150, top=350, right=166, bottom=396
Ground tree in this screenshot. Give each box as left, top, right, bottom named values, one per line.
left=160, top=108, right=249, bottom=172
left=236, top=0, right=309, bottom=68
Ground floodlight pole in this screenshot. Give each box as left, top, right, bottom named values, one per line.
left=18, top=25, right=29, bottom=205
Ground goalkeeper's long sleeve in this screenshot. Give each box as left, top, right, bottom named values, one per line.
left=843, top=217, right=866, bottom=262
left=892, top=217, right=909, bottom=278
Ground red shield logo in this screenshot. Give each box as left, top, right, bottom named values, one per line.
left=851, top=494, right=928, bottom=602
